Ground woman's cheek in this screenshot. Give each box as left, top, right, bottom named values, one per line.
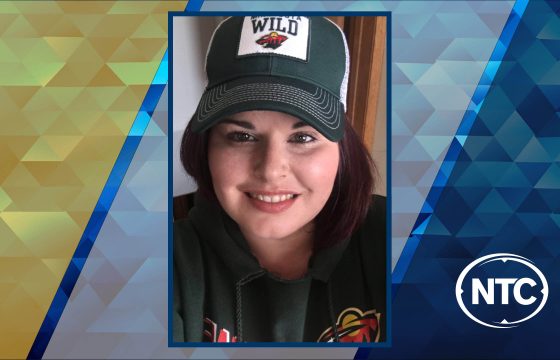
left=295, top=147, right=339, bottom=192
left=210, top=147, right=251, bottom=190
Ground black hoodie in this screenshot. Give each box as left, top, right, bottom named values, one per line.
left=173, top=192, right=386, bottom=343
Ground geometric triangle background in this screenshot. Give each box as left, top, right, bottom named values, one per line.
left=374, top=0, right=560, bottom=358
left=44, top=87, right=192, bottom=359
left=0, top=2, right=184, bottom=359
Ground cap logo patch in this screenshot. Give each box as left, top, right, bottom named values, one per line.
left=238, top=16, right=310, bottom=61
left=256, top=32, right=288, bottom=49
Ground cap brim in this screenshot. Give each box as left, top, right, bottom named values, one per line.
left=191, top=76, right=344, bottom=141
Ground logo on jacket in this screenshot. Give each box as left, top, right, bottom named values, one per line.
left=256, top=32, right=288, bottom=49
left=203, top=317, right=237, bottom=343
left=317, top=307, right=381, bottom=342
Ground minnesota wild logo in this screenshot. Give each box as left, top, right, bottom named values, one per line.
left=317, top=307, right=381, bottom=342
left=256, top=32, right=288, bottom=49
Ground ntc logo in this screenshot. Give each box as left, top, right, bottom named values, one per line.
left=456, top=253, right=548, bottom=329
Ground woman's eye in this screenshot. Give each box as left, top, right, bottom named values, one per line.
left=227, top=131, right=256, bottom=142
left=290, top=133, right=317, bottom=144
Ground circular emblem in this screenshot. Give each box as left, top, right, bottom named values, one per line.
left=455, top=253, right=548, bottom=328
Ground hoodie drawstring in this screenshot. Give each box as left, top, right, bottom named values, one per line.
left=327, top=281, right=340, bottom=342
left=235, top=270, right=266, bottom=342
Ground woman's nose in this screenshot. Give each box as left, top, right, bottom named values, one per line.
left=253, top=139, right=288, bottom=181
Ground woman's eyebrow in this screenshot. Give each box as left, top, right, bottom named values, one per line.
left=292, top=121, right=309, bottom=129
left=221, top=119, right=255, bottom=129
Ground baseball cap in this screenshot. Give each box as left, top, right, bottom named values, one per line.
left=191, top=16, right=350, bottom=141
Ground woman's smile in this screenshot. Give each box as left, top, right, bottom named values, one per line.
left=246, top=193, right=298, bottom=213
left=247, top=192, right=298, bottom=203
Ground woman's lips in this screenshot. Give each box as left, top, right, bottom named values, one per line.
left=245, top=192, right=299, bottom=213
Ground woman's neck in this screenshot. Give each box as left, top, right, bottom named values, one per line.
left=241, top=225, right=314, bottom=280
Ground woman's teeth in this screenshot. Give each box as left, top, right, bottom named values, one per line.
left=250, top=193, right=295, bottom=203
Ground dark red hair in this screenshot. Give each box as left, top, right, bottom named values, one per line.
left=180, top=117, right=375, bottom=250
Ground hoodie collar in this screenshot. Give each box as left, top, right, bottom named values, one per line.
left=190, top=192, right=350, bottom=283
left=189, top=193, right=262, bottom=283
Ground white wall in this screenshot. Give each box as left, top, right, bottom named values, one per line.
left=172, top=16, right=222, bottom=197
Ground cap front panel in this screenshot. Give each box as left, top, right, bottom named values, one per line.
left=206, top=18, right=272, bottom=88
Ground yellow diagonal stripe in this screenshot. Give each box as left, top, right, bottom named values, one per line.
left=0, top=2, right=185, bottom=358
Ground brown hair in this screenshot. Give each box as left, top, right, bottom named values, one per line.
left=180, top=117, right=375, bottom=250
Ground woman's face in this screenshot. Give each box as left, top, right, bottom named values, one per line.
left=208, top=110, right=340, bottom=242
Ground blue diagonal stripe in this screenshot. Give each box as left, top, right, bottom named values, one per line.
left=27, top=51, right=169, bottom=360
left=186, top=0, right=204, bottom=12
left=392, top=0, right=529, bottom=285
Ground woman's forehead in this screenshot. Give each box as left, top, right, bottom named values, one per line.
left=218, top=111, right=312, bottom=130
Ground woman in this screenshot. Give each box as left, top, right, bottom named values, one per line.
left=174, top=16, right=386, bottom=343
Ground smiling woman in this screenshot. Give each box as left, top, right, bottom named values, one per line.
left=173, top=16, right=386, bottom=343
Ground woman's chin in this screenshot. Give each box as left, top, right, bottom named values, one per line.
left=240, top=222, right=303, bottom=242
left=246, top=228, right=291, bottom=242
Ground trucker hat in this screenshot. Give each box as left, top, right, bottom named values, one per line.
left=191, top=16, right=350, bottom=141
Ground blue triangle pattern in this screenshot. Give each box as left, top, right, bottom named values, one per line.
left=382, top=0, right=560, bottom=358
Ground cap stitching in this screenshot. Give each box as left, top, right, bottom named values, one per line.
left=196, top=83, right=342, bottom=129
left=197, top=85, right=339, bottom=127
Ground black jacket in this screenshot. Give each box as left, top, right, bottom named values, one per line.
left=173, top=193, right=386, bottom=343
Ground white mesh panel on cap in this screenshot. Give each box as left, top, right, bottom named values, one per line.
left=325, top=17, right=350, bottom=112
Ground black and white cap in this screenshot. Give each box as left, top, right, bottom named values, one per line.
left=191, top=16, right=350, bottom=141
